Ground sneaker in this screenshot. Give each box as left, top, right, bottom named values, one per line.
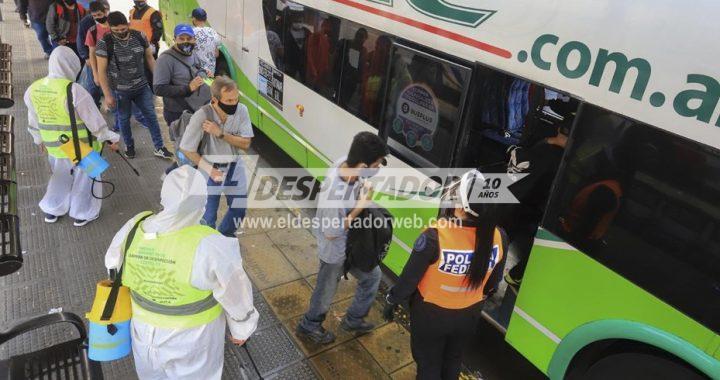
left=44, top=214, right=59, bottom=223
left=73, top=218, right=96, bottom=227
left=125, top=146, right=136, bottom=159
left=153, top=147, right=174, bottom=159
left=340, top=318, right=375, bottom=334
left=295, top=324, right=336, bottom=345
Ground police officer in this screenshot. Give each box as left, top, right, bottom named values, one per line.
left=384, top=170, right=508, bottom=380
left=128, top=0, right=163, bottom=58
left=24, top=46, right=120, bottom=227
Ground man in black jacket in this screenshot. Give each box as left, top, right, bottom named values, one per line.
left=18, top=0, right=54, bottom=57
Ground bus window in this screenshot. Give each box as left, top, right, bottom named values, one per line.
left=460, top=64, right=580, bottom=170
left=305, top=14, right=341, bottom=101
left=381, top=45, right=471, bottom=168
left=262, top=0, right=286, bottom=70
left=544, top=104, right=720, bottom=334
left=336, top=21, right=391, bottom=127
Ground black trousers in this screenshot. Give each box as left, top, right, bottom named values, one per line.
left=410, top=295, right=482, bottom=380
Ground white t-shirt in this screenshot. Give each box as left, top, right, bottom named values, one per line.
left=193, top=26, right=222, bottom=75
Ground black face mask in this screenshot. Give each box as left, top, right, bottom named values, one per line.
left=94, top=16, right=107, bottom=24
left=65, top=0, right=76, bottom=5
left=176, top=42, right=196, bottom=55
left=217, top=101, right=238, bottom=115
left=113, top=31, right=129, bottom=40
left=133, top=1, right=147, bottom=9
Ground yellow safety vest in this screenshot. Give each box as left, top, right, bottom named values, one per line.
left=28, top=78, right=100, bottom=159
left=122, top=212, right=223, bottom=329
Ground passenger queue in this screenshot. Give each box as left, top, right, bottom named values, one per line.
left=16, top=2, right=537, bottom=379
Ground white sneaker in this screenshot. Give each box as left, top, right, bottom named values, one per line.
left=73, top=217, right=98, bottom=227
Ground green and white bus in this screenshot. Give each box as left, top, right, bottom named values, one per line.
left=160, top=0, right=720, bottom=378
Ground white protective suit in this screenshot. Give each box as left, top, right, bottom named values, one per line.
left=23, top=46, right=119, bottom=221
left=104, top=166, right=259, bottom=380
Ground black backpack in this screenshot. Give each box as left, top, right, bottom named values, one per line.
left=344, top=206, right=394, bottom=274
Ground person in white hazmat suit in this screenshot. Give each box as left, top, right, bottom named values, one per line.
left=24, top=46, right=120, bottom=227
left=104, top=165, right=258, bottom=380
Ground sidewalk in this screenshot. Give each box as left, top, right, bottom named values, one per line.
left=0, top=4, right=416, bottom=378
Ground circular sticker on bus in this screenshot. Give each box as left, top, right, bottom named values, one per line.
left=395, top=84, right=439, bottom=152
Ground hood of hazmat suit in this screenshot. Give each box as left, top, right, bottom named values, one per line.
left=143, top=165, right=208, bottom=234
left=48, top=46, right=81, bottom=81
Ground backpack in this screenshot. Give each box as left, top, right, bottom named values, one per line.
left=169, top=105, right=213, bottom=166
left=344, top=206, right=394, bottom=274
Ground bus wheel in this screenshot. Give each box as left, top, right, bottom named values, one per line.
left=567, top=347, right=707, bottom=380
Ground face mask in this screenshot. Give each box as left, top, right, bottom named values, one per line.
left=360, top=167, right=380, bottom=179
left=134, top=1, right=147, bottom=8
left=94, top=16, right=107, bottom=24
left=176, top=42, right=196, bottom=55
left=65, top=0, right=76, bottom=5
left=113, top=31, right=129, bottom=40
left=217, top=101, right=238, bottom=115
left=291, top=23, right=302, bottom=30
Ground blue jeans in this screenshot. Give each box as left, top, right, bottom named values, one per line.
left=201, top=161, right=247, bottom=237
left=30, top=21, right=52, bottom=55
left=300, top=261, right=382, bottom=331
left=79, top=65, right=102, bottom=106
left=114, top=86, right=164, bottom=150
left=114, top=104, right=149, bottom=131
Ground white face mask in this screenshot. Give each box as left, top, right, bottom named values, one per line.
left=291, top=23, right=303, bottom=30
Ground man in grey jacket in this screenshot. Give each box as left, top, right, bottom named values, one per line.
left=46, top=0, right=86, bottom=58
left=153, top=24, right=211, bottom=127
left=18, top=0, right=54, bottom=57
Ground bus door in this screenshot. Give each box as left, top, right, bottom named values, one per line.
left=451, top=62, right=581, bottom=332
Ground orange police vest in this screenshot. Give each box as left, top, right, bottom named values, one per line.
left=129, top=7, right=157, bottom=42
left=417, top=224, right=504, bottom=309
left=561, top=179, right=622, bottom=240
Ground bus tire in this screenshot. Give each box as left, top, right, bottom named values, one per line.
left=565, top=341, right=708, bottom=380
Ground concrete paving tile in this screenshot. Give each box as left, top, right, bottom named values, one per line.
left=266, top=360, right=319, bottom=380
left=390, top=363, right=417, bottom=380
left=358, top=323, right=413, bottom=374
left=241, top=233, right=302, bottom=290
left=281, top=306, right=356, bottom=357
left=261, top=279, right=313, bottom=321
left=306, top=273, right=358, bottom=304
left=267, top=228, right=318, bottom=277
left=245, top=325, right=305, bottom=376
left=333, top=297, right=388, bottom=331
left=310, top=340, right=390, bottom=380
left=243, top=207, right=295, bottom=235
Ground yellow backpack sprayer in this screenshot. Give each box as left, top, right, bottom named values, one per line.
left=86, top=213, right=152, bottom=361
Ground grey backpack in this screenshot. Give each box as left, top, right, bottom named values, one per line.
left=169, top=105, right=212, bottom=165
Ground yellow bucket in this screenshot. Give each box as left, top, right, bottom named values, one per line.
left=86, top=280, right=132, bottom=325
